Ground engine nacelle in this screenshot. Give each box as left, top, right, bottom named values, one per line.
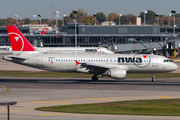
left=109, top=69, right=126, bottom=79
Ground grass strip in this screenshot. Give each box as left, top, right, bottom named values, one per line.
left=35, top=99, right=180, bottom=116
left=0, top=71, right=179, bottom=78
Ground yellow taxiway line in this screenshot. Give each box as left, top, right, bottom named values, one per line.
left=31, top=101, right=71, bottom=104
left=39, top=113, right=65, bottom=116
left=0, top=85, right=10, bottom=94
left=157, top=95, right=172, bottom=98
left=87, top=98, right=115, bottom=101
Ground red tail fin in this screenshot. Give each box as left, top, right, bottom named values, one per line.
left=42, top=28, right=47, bottom=34
left=7, top=25, right=37, bottom=54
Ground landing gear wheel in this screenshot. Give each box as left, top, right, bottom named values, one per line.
left=152, top=73, right=156, bottom=82
left=92, top=76, right=98, bottom=81
left=152, top=78, right=156, bottom=82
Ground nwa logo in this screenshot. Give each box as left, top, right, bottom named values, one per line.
left=118, top=55, right=151, bottom=68
left=85, top=49, right=97, bottom=52
left=0, top=48, right=9, bottom=50
left=9, top=32, right=24, bottom=51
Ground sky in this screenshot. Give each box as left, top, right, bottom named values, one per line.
left=1, top=0, right=180, bottom=20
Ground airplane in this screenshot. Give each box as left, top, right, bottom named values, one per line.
left=3, top=25, right=178, bottom=82
left=33, top=28, right=47, bottom=34
left=41, top=28, right=47, bottom=34
left=0, top=46, right=12, bottom=53
left=35, top=47, right=114, bottom=54
left=40, top=25, right=57, bottom=34
left=0, top=45, right=113, bottom=54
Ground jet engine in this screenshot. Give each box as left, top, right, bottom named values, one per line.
left=109, top=68, right=126, bottom=79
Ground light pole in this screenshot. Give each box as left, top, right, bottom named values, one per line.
left=144, top=10, right=147, bottom=25
left=38, top=14, right=41, bottom=26
left=33, top=15, right=36, bottom=24
left=171, top=10, right=176, bottom=37
left=63, top=14, right=66, bottom=26
left=119, top=14, right=122, bottom=25
left=93, top=13, right=97, bottom=25
left=155, top=13, right=159, bottom=25
left=168, top=14, right=171, bottom=27
left=0, top=101, right=17, bottom=120
left=73, top=10, right=78, bottom=47
left=15, top=14, right=18, bottom=26
left=55, top=11, right=59, bottom=34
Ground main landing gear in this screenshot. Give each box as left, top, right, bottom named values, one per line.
left=92, top=75, right=98, bottom=81
left=152, top=73, right=156, bottom=82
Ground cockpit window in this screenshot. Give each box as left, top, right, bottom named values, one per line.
left=164, top=59, right=172, bottom=62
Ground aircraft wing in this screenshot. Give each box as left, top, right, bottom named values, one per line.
left=79, top=62, right=112, bottom=74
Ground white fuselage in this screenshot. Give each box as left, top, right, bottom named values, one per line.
left=35, top=47, right=114, bottom=54
left=0, top=46, right=12, bottom=53
left=4, top=53, right=177, bottom=74
left=0, top=46, right=114, bottom=54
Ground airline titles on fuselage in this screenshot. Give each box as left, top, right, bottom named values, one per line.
left=85, top=49, right=97, bottom=53
left=0, top=48, right=9, bottom=50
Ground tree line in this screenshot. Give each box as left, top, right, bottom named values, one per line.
left=1, top=9, right=180, bottom=28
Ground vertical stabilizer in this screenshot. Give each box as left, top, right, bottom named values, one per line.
left=7, top=25, right=38, bottom=55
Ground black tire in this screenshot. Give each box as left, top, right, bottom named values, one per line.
left=92, top=76, right=98, bottom=81
left=152, top=78, right=156, bottom=82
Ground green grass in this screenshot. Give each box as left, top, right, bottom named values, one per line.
left=0, top=70, right=180, bottom=78
left=35, top=99, right=180, bottom=116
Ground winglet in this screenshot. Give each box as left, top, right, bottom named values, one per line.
left=6, top=25, right=38, bottom=55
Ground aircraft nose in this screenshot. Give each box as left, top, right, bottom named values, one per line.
left=171, top=63, right=178, bottom=71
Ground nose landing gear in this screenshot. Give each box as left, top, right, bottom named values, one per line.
left=152, top=73, right=156, bottom=82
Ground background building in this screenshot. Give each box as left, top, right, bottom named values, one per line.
left=0, top=24, right=179, bottom=57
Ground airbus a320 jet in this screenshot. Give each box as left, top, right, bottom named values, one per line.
left=3, top=25, right=178, bottom=82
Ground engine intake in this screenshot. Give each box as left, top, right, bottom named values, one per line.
left=109, top=69, right=126, bottom=79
